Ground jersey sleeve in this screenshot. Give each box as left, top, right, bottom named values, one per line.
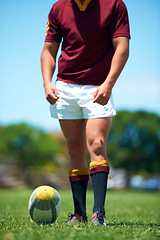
left=45, top=7, right=62, bottom=43
left=110, top=0, right=131, bottom=39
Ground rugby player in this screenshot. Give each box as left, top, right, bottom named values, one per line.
left=41, top=0, right=130, bottom=226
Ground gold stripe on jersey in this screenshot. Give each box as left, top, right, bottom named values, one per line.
left=45, top=20, right=50, bottom=36
left=74, top=0, right=92, bottom=11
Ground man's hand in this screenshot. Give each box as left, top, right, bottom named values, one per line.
left=41, top=42, right=60, bottom=105
left=93, top=83, right=112, bottom=106
left=44, top=83, right=60, bottom=105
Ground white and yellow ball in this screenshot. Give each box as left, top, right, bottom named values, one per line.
left=29, top=185, right=61, bottom=224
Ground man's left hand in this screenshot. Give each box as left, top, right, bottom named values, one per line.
left=93, top=83, right=112, bottom=106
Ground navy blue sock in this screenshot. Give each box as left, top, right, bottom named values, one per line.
left=70, top=180, right=88, bottom=219
left=90, top=171, right=108, bottom=213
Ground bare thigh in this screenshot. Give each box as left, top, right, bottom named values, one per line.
left=59, top=119, right=87, bottom=169
left=86, top=117, right=112, bottom=162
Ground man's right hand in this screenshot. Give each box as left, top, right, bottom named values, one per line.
left=44, top=83, right=60, bottom=105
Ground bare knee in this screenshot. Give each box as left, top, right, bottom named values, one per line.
left=67, top=139, right=83, bottom=155
left=67, top=138, right=87, bottom=163
left=88, top=138, right=106, bottom=157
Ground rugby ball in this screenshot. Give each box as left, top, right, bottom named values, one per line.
left=29, top=185, right=61, bottom=224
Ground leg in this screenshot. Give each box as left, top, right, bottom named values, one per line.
left=59, top=119, right=87, bottom=168
left=86, top=117, right=112, bottom=162
left=86, top=117, right=112, bottom=224
left=59, top=119, right=88, bottom=221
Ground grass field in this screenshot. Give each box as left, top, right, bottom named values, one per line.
left=0, top=188, right=159, bottom=240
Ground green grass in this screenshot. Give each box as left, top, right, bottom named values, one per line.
left=0, top=188, right=159, bottom=240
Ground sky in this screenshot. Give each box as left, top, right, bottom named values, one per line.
left=0, top=0, right=160, bottom=132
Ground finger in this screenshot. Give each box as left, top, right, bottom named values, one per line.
left=99, top=101, right=107, bottom=106
left=54, top=87, right=60, bottom=98
left=46, top=96, right=58, bottom=105
left=99, top=98, right=109, bottom=106
left=46, top=92, right=58, bottom=103
left=93, top=93, right=101, bottom=103
left=93, top=94, right=102, bottom=103
left=94, top=95, right=109, bottom=105
left=93, top=88, right=99, bottom=99
left=93, top=97, right=98, bottom=103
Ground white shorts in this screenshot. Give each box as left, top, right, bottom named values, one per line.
left=49, top=81, right=116, bottom=119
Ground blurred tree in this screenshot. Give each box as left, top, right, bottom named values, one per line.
left=0, top=123, right=63, bottom=170
left=0, top=111, right=159, bottom=176
left=108, top=111, right=160, bottom=174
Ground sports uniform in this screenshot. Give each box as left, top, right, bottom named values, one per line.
left=45, top=0, right=130, bottom=85
left=42, top=0, right=130, bottom=225
left=45, top=0, right=130, bottom=120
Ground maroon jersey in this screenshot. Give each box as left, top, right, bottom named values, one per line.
left=45, top=0, right=130, bottom=86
